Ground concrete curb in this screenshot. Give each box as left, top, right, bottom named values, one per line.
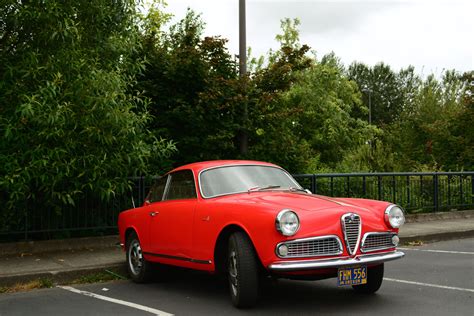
left=0, top=263, right=127, bottom=287
left=1, top=235, right=120, bottom=257
left=400, top=229, right=474, bottom=244
left=405, top=209, right=474, bottom=223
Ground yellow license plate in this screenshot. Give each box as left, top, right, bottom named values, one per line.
left=337, top=266, right=367, bottom=286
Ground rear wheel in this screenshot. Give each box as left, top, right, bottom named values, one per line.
left=227, top=232, right=259, bottom=308
left=126, top=232, right=153, bottom=283
left=352, top=263, right=384, bottom=294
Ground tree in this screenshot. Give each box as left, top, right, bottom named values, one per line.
left=0, top=0, right=175, bottom=226
left=390, top=70, right=470, bottom=171
left=137, top=10, right=240, bottom=166
left=281, top=54, right=373, bottom=171
left=347, top=62, right=405, bottom=126
left=244, top=18, right=314, bottom=172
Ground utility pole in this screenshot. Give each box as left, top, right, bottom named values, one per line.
left=238, top=0, right=248, bottom=155
left=239, top=0, right=247, bottom=77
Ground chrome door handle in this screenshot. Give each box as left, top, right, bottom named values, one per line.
left=149, top=211, right=159, bottom=217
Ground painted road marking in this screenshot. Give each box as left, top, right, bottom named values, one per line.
left=398, top=247, right=474, bottom=255
left=58, top=286, right=173, bottom=316
left=384, top=278, right=474, bottom=293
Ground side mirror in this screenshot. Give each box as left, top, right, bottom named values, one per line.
left=305, top=189, right=312, bottom=194
left=144, top=199, right=151, bottom=206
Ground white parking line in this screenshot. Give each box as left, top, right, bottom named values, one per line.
left=398, top=248, right=474, bottom=255
left=58, top=286, right=173, bottom=316
left=384, top=278, right=474, bottom=293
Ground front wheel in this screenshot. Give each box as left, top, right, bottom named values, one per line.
left=352, top=263, right=384, bottom=294
left=227, top=232, right=259, bottom=308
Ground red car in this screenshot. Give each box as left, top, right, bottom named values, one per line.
left=118, top=160, right=405, bottom=307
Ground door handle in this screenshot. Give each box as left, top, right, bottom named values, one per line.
left=149, top=211, right=159, bottom=217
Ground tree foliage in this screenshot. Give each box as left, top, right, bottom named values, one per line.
left=390, top=71, right=472, bottom=171
left=137, top=10, right=240, bottom=166
left=347, top=62, right=406, bottom=126
left=0, top=0, right=175, bottom=218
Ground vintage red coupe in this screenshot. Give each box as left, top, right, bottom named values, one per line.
left=118, top=160, right=405, bottom=307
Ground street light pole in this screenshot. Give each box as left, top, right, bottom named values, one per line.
left=362, top=86, right=372, bottom=125
left=238, top=0, right=248, bottom=155
left=368, top=90, right=372, bottom=125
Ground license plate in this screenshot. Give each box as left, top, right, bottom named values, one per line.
left=337, top=266, right=367, bottom=286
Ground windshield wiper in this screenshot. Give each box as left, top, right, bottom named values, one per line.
left=289, top=187, right=311, bottom=193
left=248, top=185, right=281, bottom=193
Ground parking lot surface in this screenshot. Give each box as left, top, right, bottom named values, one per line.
left=1, top=238, right=473, bottom=315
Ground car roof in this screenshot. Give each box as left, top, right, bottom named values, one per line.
left=171, top=160, right=279, bottom=174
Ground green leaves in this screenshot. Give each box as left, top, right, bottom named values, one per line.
left=0, top=1, right=175, bottom=218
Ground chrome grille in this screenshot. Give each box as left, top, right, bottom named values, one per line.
left=277, top=236, right=342, bottom=258
left=361, top=233, right=396, bottom=253
left=341, top=213, right=361, bottom=255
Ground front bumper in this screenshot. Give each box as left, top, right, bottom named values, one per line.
left=268, top=251, right=404, bottom=272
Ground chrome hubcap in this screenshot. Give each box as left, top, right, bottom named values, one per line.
left=228, top=250, right=238, bottom=296
left=128, top=240, right=143, bottom=275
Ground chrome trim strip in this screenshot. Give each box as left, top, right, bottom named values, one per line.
left=197, top=164, right=302, bottom=199
left=143, top=252, right=212, bottom=264
left=268, top=251, right=405, bottom=271
left=275, top=235, right=343, bottom=258
left=340, top=213, right=362, bottom=255
left=360, top=232, right=397, bottom=253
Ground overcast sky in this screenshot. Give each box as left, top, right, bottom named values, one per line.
left=164, top=0, right=473, bottom=76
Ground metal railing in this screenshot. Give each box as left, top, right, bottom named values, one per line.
left=0, top=179, right=146, bottom=243
left=293, top=172, right=474, bottom=213
left=1, top=172, right=473, bottom=242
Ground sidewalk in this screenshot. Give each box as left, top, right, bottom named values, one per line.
left=1, top=210, right=473, bottom=287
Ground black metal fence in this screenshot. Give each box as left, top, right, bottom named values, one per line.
left=0, top=178, right=153, bottom=243
left=294, top=172, right=474, bottom=213
left=1, top=172, right=473, bottom=242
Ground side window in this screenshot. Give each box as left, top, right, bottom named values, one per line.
left=147, top=176, right=168, bottom=203
left=164, top=170, right=197, bottom=200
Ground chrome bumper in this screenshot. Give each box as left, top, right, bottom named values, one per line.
left=268, top=251, right=405, bottom=272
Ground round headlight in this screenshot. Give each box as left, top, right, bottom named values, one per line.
left=385, top=205, right=406, bottom=228
left=276, top=209, right=300, bottom=236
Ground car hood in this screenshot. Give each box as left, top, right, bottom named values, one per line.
left=222, top=191, right=373, bottom=213
left=214, top=191, right=393, bottom=237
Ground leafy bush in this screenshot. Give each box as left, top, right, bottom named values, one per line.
left=0, top=0, right=175, bottom=226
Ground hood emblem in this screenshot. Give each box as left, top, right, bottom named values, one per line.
left=347, top=214, right=357, bottom=223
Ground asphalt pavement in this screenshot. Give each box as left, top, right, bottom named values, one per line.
left=0, top=238, right=472, bottom=315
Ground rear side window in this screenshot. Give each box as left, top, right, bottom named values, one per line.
left=165, top=170, right=197, bottom=200
left=147, top=176, right=168, bottom=203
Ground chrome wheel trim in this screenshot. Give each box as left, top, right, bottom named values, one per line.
left=128, top=239, right=143, bottom=275
left=228, top=250, right=238, bottom=296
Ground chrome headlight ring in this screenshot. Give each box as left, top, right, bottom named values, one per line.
left=385, top=204, right=406, bottom=228
left=275, top=209, right=300, bottom=236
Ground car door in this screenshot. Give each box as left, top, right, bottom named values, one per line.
left=148, top=169, right=197, bottom=260
left=140, top=175, right=168, bottom=251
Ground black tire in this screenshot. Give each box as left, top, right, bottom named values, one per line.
left=126, top=232, right=153, bottom=283
left=352, top=263, right=384, bottom=294
left=227, top=232, right=260, bottom=308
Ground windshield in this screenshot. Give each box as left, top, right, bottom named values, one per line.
left=199, top=165, right=302, bottom=198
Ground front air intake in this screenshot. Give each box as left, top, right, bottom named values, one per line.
left=341, top=213, right=361, bottom=255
